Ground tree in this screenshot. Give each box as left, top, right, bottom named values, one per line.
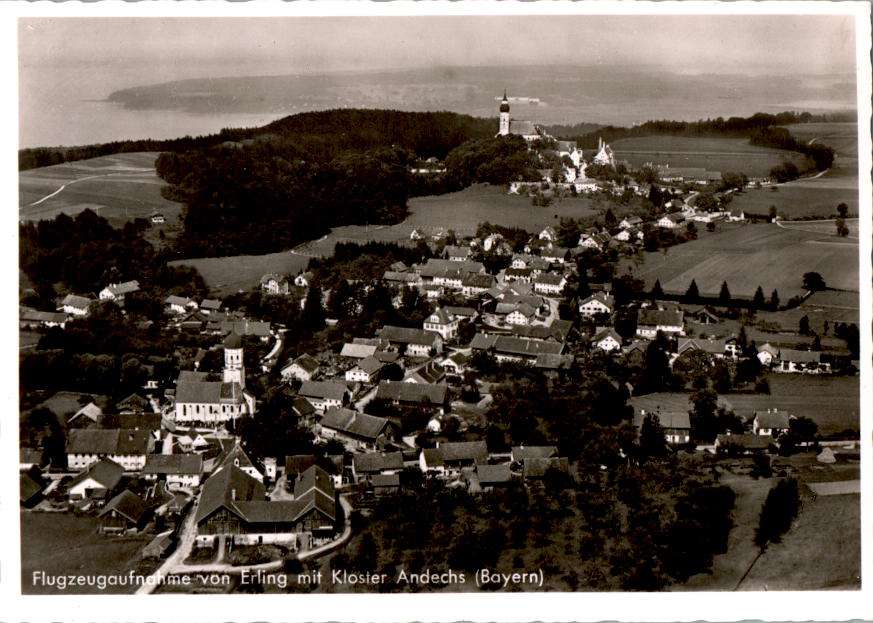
left=835, top=218, right=849, bottom=237
left=651, top=279, right=664, bottom=298
left=768, top=289, right=780, bottom=310
left=768, top=205, right=777, bottom=222
left=685, top=221, right=698, bottom=239
left=837, top=202, right=849, bottom=218
left=754, top=478, right=801, bottom=549
left=639, top=412, right=668, bottom=459
left=689, top=389, right=720, bottom=442
left=752, top=286, right=765, bottom=310
left=300, top=283, right=326, bottom=331
left=798, top=315, right=810, bottom=335
left=802, top=272, right=826, bottom=292
left=718, top=281, right=731, bottom=304
left=684, top=279, right=700, bottom=302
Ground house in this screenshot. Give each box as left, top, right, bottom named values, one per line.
left=372, top=473, right=401, bottom=496
left=461, top=273, right=496, bottom=297
left=445, top=245, right=473, bottom=262
left=375, top=381, right=449, bottom=413
left=294, top=271, right=313, bottom=288
left=715, top=433, right=771, bottom=455
left=728, top=207, right=746, bottom=222
left=141, top=531, right=174, bottom=560
left=67, top=458, right=124, bottom=500
left=578, top=292, right=615, bottom=318
left=532, top=273, right=567, bottom=296
left=150, top=212, right=166, bottom=224
left=219, top=320, right=272, bottom=341
left=657, top=213, right=686, bottom=229
left=675, top=338, right=727, bottom=359
left=298, top=381, right=350, bottom=413
left=776, top=349, right=831, bottom=374
left=620, top=216, right=643, bottom=229
left=538, top=226, right=558, bottom=242
left=470, top=333, right=564, bottom=364
left=19, top=448, right=46, bottom=471
left=504, top=267, right=533, bottom=284
left=116, top=393, right=151, bottom=414
left=533, top=353, right=574, bottom=374
left=99, top=280, right=140, bottom=305
left=405, top=360, right=445, bottom=384
left=623, top=340, right=648, bottom=365
left=541, top=247, right=570, bottom=265
left=592, top=328, right=623, bottom=352
left=142, top=454, right=204, bottom=488
left=260, top=273, right=290, bottom=295
left=441, top=351, right=471, bottom=375
left=683, top=305, right=720, bottom=325
left=281, top=354, right=320, bottom=382
left=522, top=457, right=570, bottom=480
left=66, top=429, right=154, bottom=471
left=636, top=308, right=685, bottom=338
left=317, top=408, right=396, bottom=452
left=345, top=356, right=385, bottom=384
left=418, top=258, right=485, bottom=281
left=351, top=451, right=404, bottom=483
left=476, top=463, right=512, bottom=490
left=195, top=464, right=336, bottom=547
left=19, top=308, right=68, bottom=329
left=506, top=303, right=537, bottom=326
left=423, top=308, right=460, bottom=341
left=340, top=343, right=378, bottom=360
left=757, top=343, right=781, bottom=367
left=633, top=409, right=692, bottom=444
left=99, top=490, right=149, bottom=534
left=200, top=299, right=222, bottom=314
left=378, top=325, right=443, bottom=357
left=511, top=445, right=558, bottom=464
left=68, top=401, right=103, bottom=425
left=444, top=306, right=478, bottom=323
left=59, top=294, right=92, bottom=317
left=164, top=295, right=194, bottom=315
left=628, top=393, right=731, bottom=444
left=21, top=470, right=46, bottom=508
left=419, top=441, right=488, bottom=475
left=752, top=409, right=793, bottom=437
left=214, top=443, right=265, bottom=482
left=384, top=271, right=421, bottom=287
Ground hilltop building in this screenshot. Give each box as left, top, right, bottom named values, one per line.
left=496, top=91, right=549, bottom=142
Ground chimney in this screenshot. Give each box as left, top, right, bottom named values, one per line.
left=230, top=489, right=236, bottom=501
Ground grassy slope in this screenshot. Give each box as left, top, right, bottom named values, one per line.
left=169, top=252, right=310, bottom=296
left=621, top=223, right=858, bottom=299
left=20, top=512, right=151, bottom=595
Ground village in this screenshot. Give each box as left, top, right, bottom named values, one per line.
left=18, top=94, right=861, bottom=594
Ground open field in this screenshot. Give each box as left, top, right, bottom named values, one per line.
left=610, top=136, right=809, bottom=177
left=727, top=375, right=860, bottom=437
left=19, top=152, right=182, bottom=227
left=778, top=218, right=859, bottom=239
left=622, top=223, right=858, bottom=300
left=21, top=512, right=151, bottom=594
left=778, top=122, right=859, bottom=158
left=169, top=251, right=310, bottom=296
left=740, top=492, right=860, bottom=590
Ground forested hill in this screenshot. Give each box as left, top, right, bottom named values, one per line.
left=154, top=109, right=520, bottom=258
left=19, top=108, right=496, bottom=171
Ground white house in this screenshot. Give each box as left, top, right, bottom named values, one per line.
left=66, top=429, right=154, bottom=472
left=299, top=380, right=350, bottom=413
left=506, top=304, right=537, bottom=326
left=165, top=295, right=195, bottom=315
left=593, top=328, right=622, bottom=352
left=636, top=309, right=685, bottom=338
left=579, top=292, right=615, bottom=318
left=260, top=273, right=290, bottom=295
left=59, top=294, right=92, bottom=317
left=532, top=273, right=567, bottom=296
left=99, top=280, right=140, bottom=305
left=752, top=409, right=792, bottom=437
left=423, top=308, right=459, bottom=340
left=657, top=213, right=686, bottom=229
left=345, top=357, right=385, bottom=384
left=142, top=454, right=204, bottom=489
left=281, top=354, right=320, bottom=382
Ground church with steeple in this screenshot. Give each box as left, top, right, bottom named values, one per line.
left=495, top=91, right=548, bottom=142
left=172, top=331, right=255, bottom=426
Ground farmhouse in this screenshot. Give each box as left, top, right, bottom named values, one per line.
left=461, top=273, right=496, bottom=296
left=199, top=299, right=222, bottom=314
left=636, top=308, right=685, bottom=338
left=476, top=463, right=513, bottom=490
left=423, top=308, right=460, bottom=340
left=405, top=360, right=445, bottom=384
left=715, top=433, right=771, bottom=455
left=19, top=308, right=68, bottom=329
left=67, top=458, right=124, bottom=500
left=340, top=342, right=379, bottom=360
left=164, top=295, right=195, bottom=315
left=99, top=280, right=140, bottom=305
left=505, top=303, right=537, bottom=326
left=281, top=354, right=320, bottom=382
left=532, top=273, right=567, bottom=296
left=776, top=349, right=831, bottom=374
left=470, top=333, right=564, bottom=364
left=593, top=328, right=623, bottom=352
left=142, top=454, right=204, bottom=488
left=99, top=490, right=149, bottom=534
left=66, top=429, right=154, bottom=471
left=752, top=409, right=793, bottom=437
left=419, top=440, right=489, bottom=475
left=260, top=273, right=290, bottom=295
left=375, top=381, right=449, bottom=413
left=344, top=356, right=385, bottom=384
left=579, top=292, right=615, bottom=317
left=657, top=213, right=686, bottom=229
left=675, top=338, right=728, bottom=359
left=633, top=409, right=692, bottom=445
left=298, top=380, right=350, bottom=413
left=378, top=325, right=443, bottom=357
left=351, top=451, right=404, bottom=483
left=59, top=294, right=93, bottom=317
left=511, top=445, right=558, bottom=464
left=317, top=407, right=396, bottom=451
left=522, top=457, right=570, bottom=480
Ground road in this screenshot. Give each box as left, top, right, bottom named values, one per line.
left=135, top=496, right=201, bottom=594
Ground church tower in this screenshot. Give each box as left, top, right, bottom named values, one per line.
left=498, top=90, right=510, bottom=136
left=223, top=331, right=245, bottom=389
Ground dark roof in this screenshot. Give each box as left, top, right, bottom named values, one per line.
left=116, top=393, right=151, bottom=412
left=143, top=454, right=203, bottom=476
left=439, top=441, right=488, bottom=464
left=224, top=331, right=243, bottom=349
left=779, top=349, right=821, bottom=363
left=292, top=396, right=316, bottom=417
left=376, top=381, right=448, bottom=405
left=340, top=343, right=378, bottom=359
left=371, top=473, right=401, bottom=488
left=472, top=334, right=564, bottom=357
left=378, top=325, right=440, bottom=347
left=68, top=458, right=124, bottom=490
left=716, top=434, right=770, bottom=449
left=99, top=413, right=162, bottom=431
left=476, top=463, right=512, bottom=485
left=290, top=354, right=319, bottom=374
left=196, top=465, right=266, bottom=523
left=66, top=429, right=151, bottom=456
left=175, top=381, right=223, bottom=405
left=99, top=490, right=148, bottom=523
left=352, top=451, right=404, bottom=473
left=637, top=309, right=684, bottom=327
left=754, top=410, right=792, bottom=429
left=21, top=472, right=45, bottom=503
left=523, top=457, right=570, bottom=478
left=320, top=408, right=389, bottom=441
left=511, top=446, right=558, bottom=462
left=284, top=455, right=317, bottom=477
left=533, top=353, right=574, bottom=370
left=299, top=380, right=349, bottom=401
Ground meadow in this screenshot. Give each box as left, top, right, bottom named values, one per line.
left=778, top=218, right=859, bottom=238
left=21, top=512, right=151, bottom=595
left=622, top=222, right=858, bottom=300
left=169, top=251, right=310, bottom=296
left=610, top=136, right=809, bottom=177
left=18, top=152, right=182, bottom=227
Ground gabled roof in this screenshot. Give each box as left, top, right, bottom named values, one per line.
left=378, top=325, right=440, bottom=347
left=117, top=393, right=150, bottom=412
left=340, top=343, right=379, bottom=359
left=260, top=272, right=287, bottom=285
left=461, top=274, right=495, bottom=289
left=779, top=349, right=821, bottom=363
left=299, top=380, right=349, bottom=402
left=523, top=457, right=570, bottom=478
left=593, top=328, right=622, bottom=344
left=371, top=473, right=401, bottom=488
left=216, top=443, right=261, bottom=476
left=164, top=295, right=191, bottom=306
left=68, top=458, right=124, bottom=491
left=472, top=334, right=564, bottom=357
left=320, top=407, right=389, bottom=441
left=384, top=271, right=420, bottom=283
left=511, top=445, right=558, bottom=462
left=637, top=309, right=684, bottom=327
left=476, top=463, right=512, bottom=485
left=66, top=429, right=151, bottom=456
left=290, top=354, right=319, bottom=374
left=196, top=465, right=265, bottom=523
left=579, top=292, right=615, bottom=309
left=716, top=433, right=770, bottom=449
left=143, top=454, right=203, bottom=476
left=445, top=306, right=477, bottom=318
left=677, top=338, right=726, bottom=355
left=352, top=451, right=404, bottom=473
left=407, top=361, right=444, bottom=384
left=754, top=410, right=792, bottom=429
left=200, top=299, right=222, bottom=311
left=419, top=258, right=484, bottom=278
left=99, top=490, right=148, bottom=523
left=427, top=308, right=454, bottom=325
left=376, top=381, right=448, bottom=405
left=445, top=245, right=472, bottom=258
left=533, top=273, right=566, bottom=286
left=534, top=353, right=574, bottom=370
left=175, top=381, right=224, bottom=405
left=355, top=356, right=385, bottom=376
left=104, top=280, right=140, bottom=296
left=439, top=441, right=488, bottom=464
left=60, top=294, right=92, bottom=310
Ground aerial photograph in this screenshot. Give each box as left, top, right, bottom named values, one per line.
left=15, top=9, right=865, bottom=599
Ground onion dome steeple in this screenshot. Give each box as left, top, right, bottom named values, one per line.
left=499, top=90, right=510, bottom=113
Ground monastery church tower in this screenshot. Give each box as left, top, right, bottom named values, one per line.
left=223, top=331, right=246, bottom=389
left=498, top=90, right=510, bottom=136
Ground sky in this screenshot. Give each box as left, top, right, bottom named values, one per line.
left=19, top=14, right=856, bottom=78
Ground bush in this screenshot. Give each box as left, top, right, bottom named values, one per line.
left=227, top=545, right=283, bottom=566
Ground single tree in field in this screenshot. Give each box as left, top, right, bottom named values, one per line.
left=754, top=478, right=801, bottom=549
left=651, top=279, right=664, bottom=298
left=837, top=202, right=849, bottom=219
left=768, top=206, right=777, bottom=222
left=685, top=279, right=700, bottom=302
left=810, top=335, right=822, bottom=351
left=823, top=320, right=830, bottom=335
left=752, top=286, right=765, bottom=310
left=718, top=281, right=731, bottom=304
left=835, top=218, right=849, bottom=237
left=769, top=289, right=780, bottom=310
left=802, top=272, right=826, bottom=291
left=799, top=315, right=810, bottom=335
